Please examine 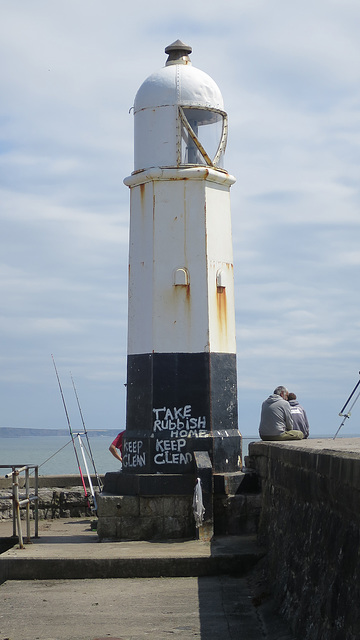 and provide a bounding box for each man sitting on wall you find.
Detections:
[259,386,304,441]
[288,392,310,438]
